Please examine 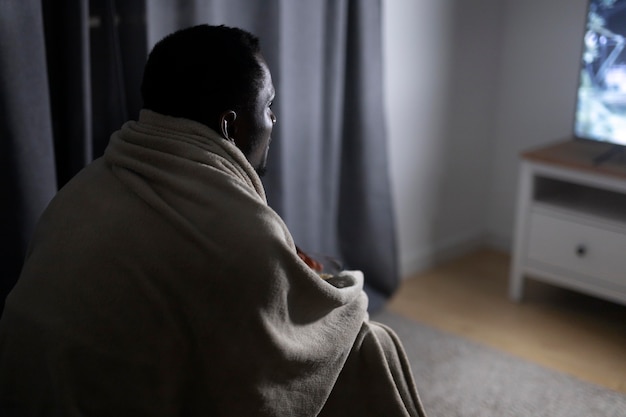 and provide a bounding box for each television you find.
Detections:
[574,0,626,157]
